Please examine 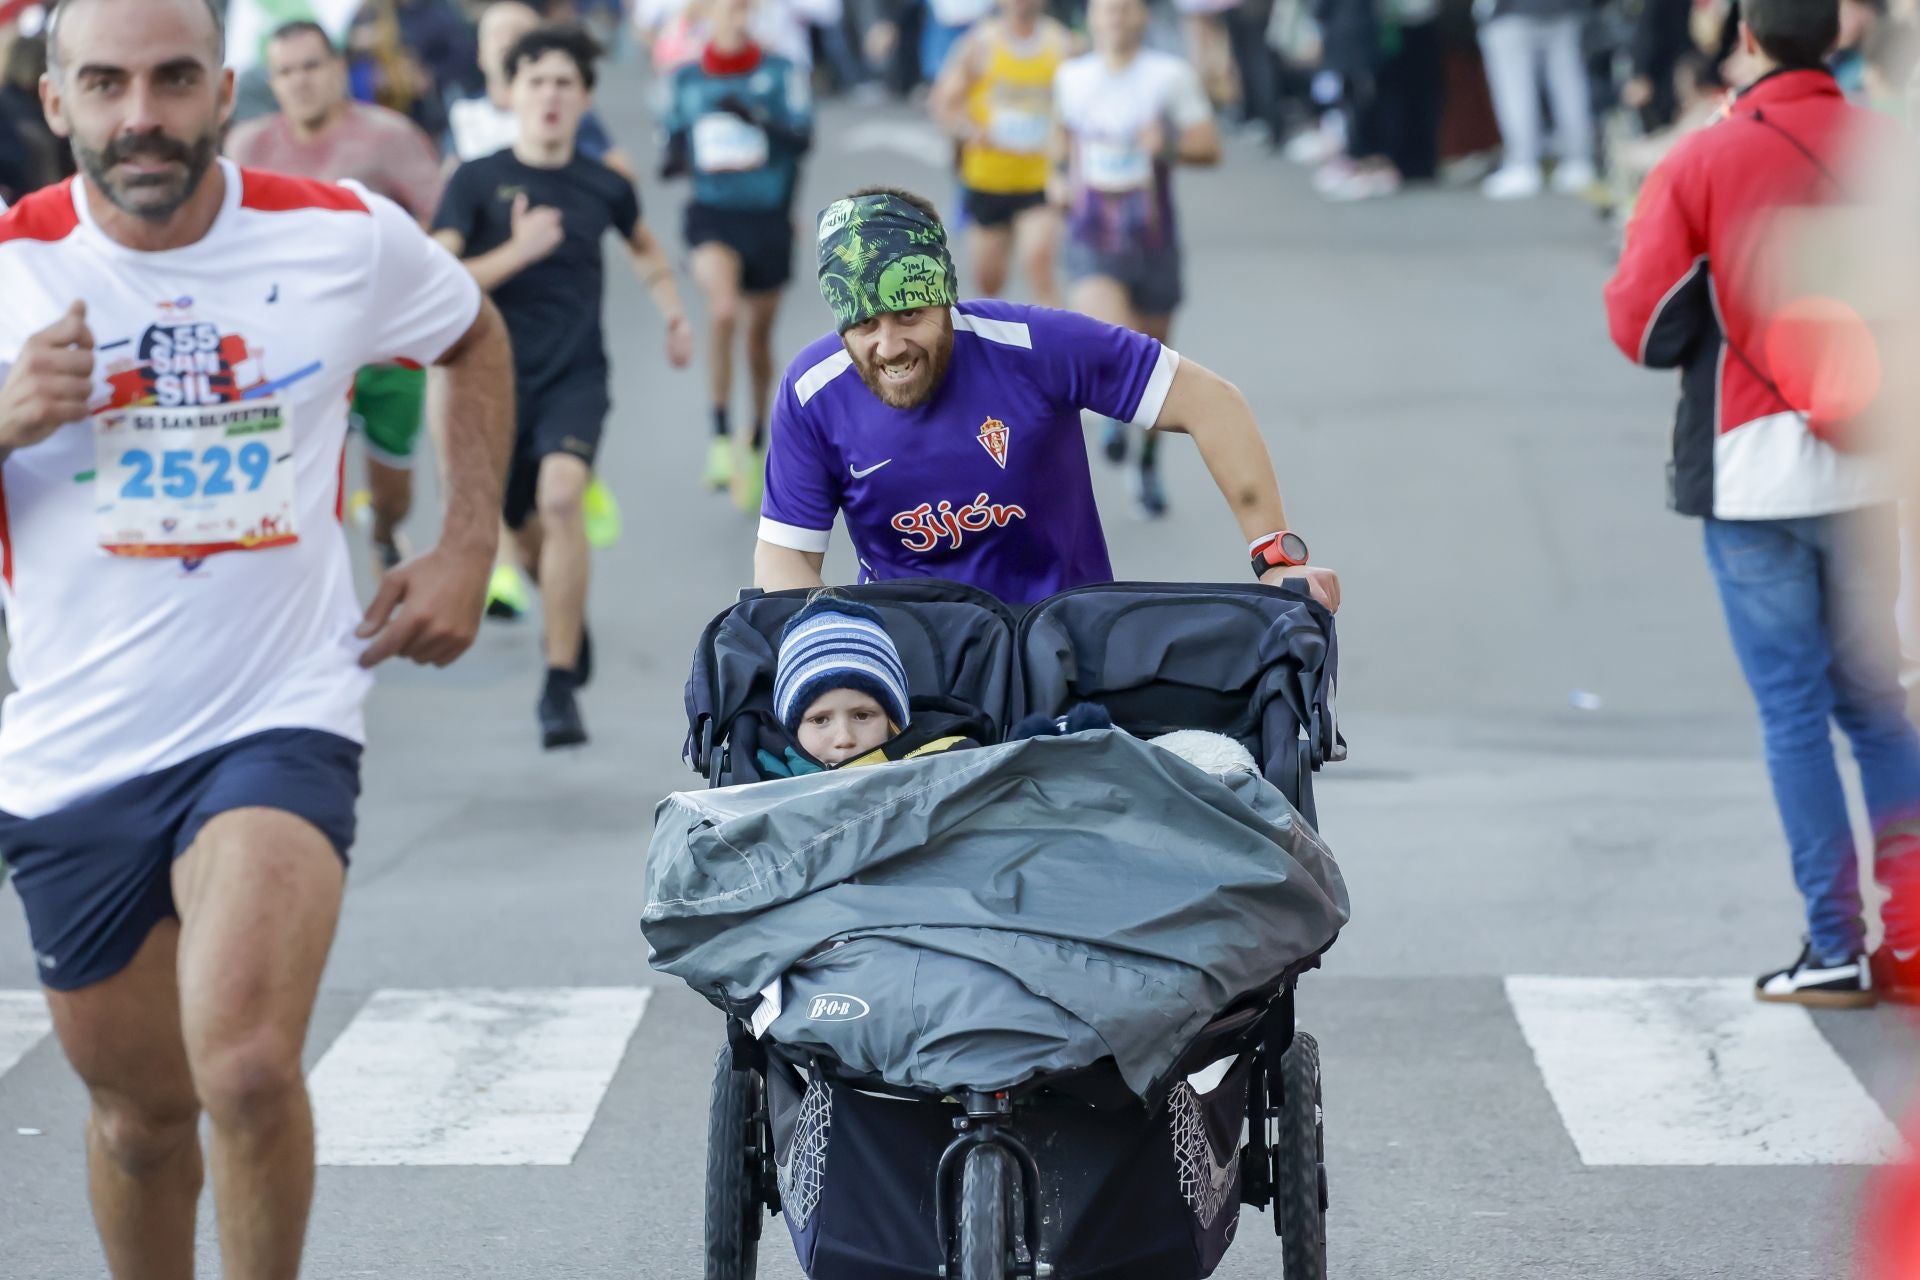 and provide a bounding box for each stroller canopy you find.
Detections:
[644,729,1349,1099]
